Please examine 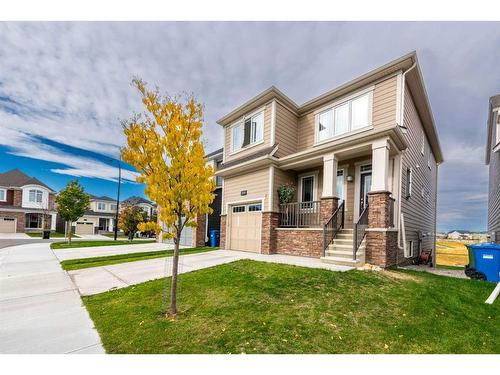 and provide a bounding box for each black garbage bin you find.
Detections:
[42,230,51,239]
